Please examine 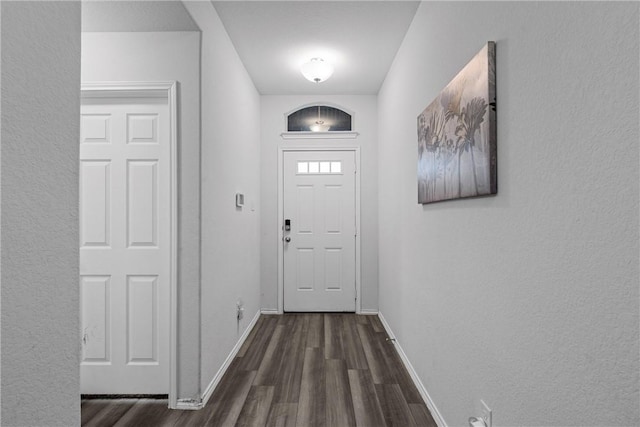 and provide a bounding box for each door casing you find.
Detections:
[80,82,178,408]
[277,146,361,314]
